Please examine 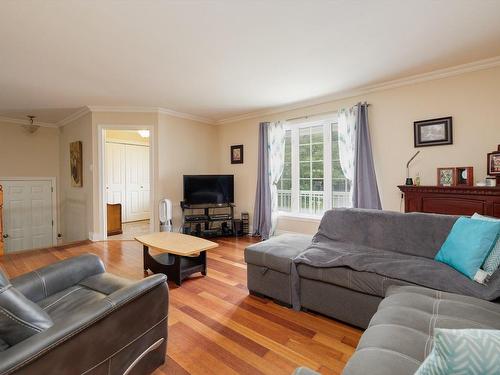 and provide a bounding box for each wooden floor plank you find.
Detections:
[0,236,362,375]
